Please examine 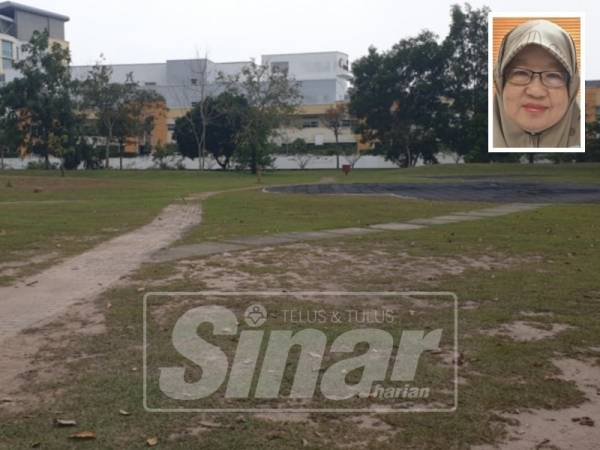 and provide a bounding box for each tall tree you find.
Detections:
[219,61,302,174]
[441,3,490,162]
[113,86,164,170]
[0,102,22,169]
[81,62,130,168]
[0,30,79,169]
[350,31,445,167]
[174,92,249,170]
[323,103,347,169]
[168,55,215,170]
[81,62,163,169]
